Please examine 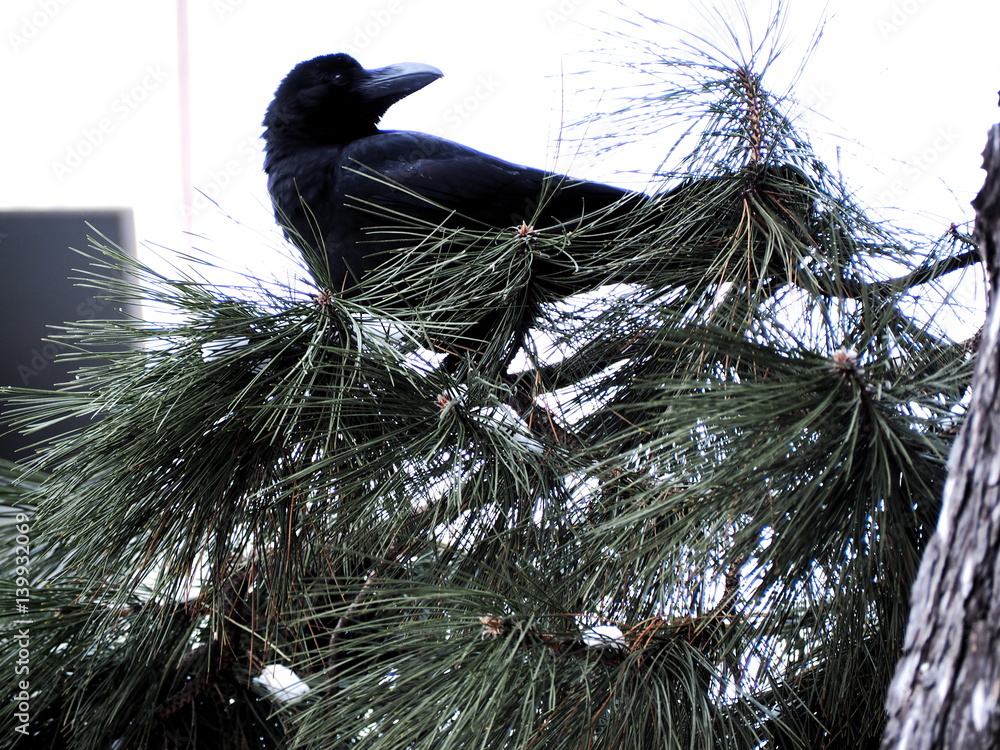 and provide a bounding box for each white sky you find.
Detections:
[3,0,999,294]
